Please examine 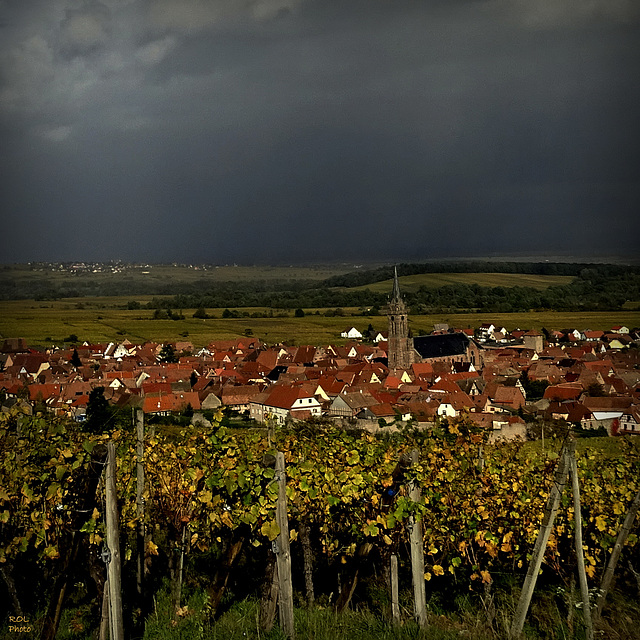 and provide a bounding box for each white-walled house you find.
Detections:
[250,385,322,424]
[341,327,363,340]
